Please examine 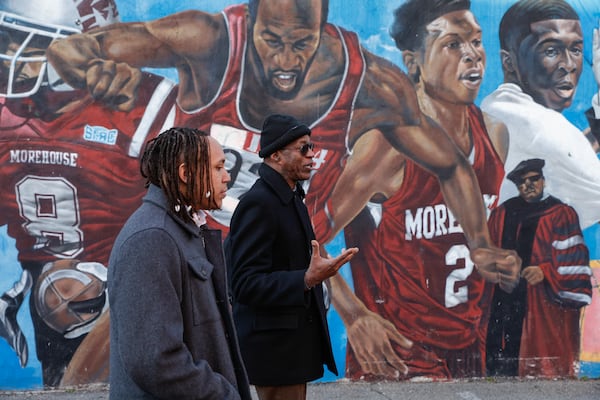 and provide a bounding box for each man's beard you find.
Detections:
[263,70,303,100]
[249,43,305,101]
